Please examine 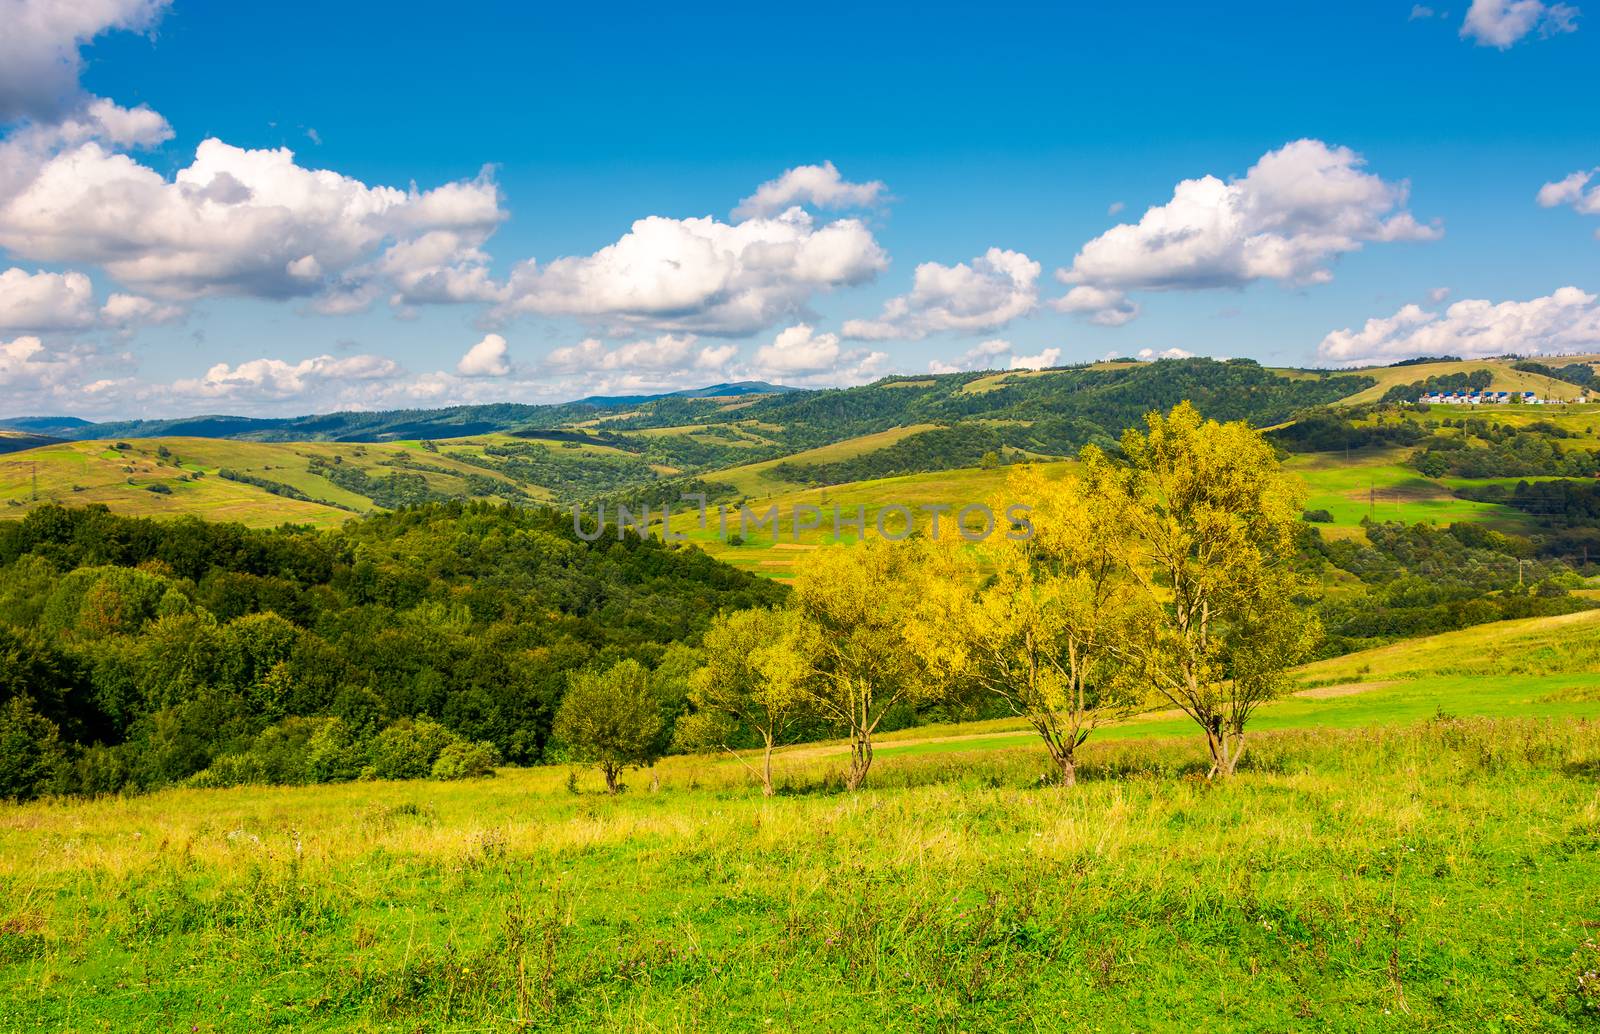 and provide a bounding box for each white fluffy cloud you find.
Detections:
[749,326,888,385]
[0,266,179,331]
[377,230,508,307]
[456,333,511,377]
[1009,347,1062,371]
[1,333,74,390]
[1317,286,1600,364]
[0,0,171,123]
[753,324,849,373]
[1137,347,1195,361]
[843,248,1039,340]
[0,267,96,330]
[1538,169,1600,230]
[502,207,886,335]
[1054,284,1139,326]
[1460,0,1579,47]
[928,337,1015,374]
[172,353,403,401]
[544,333,734,375]
[1055,140,1438,324]
[732,161,886,220]
[0,137,505,304]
